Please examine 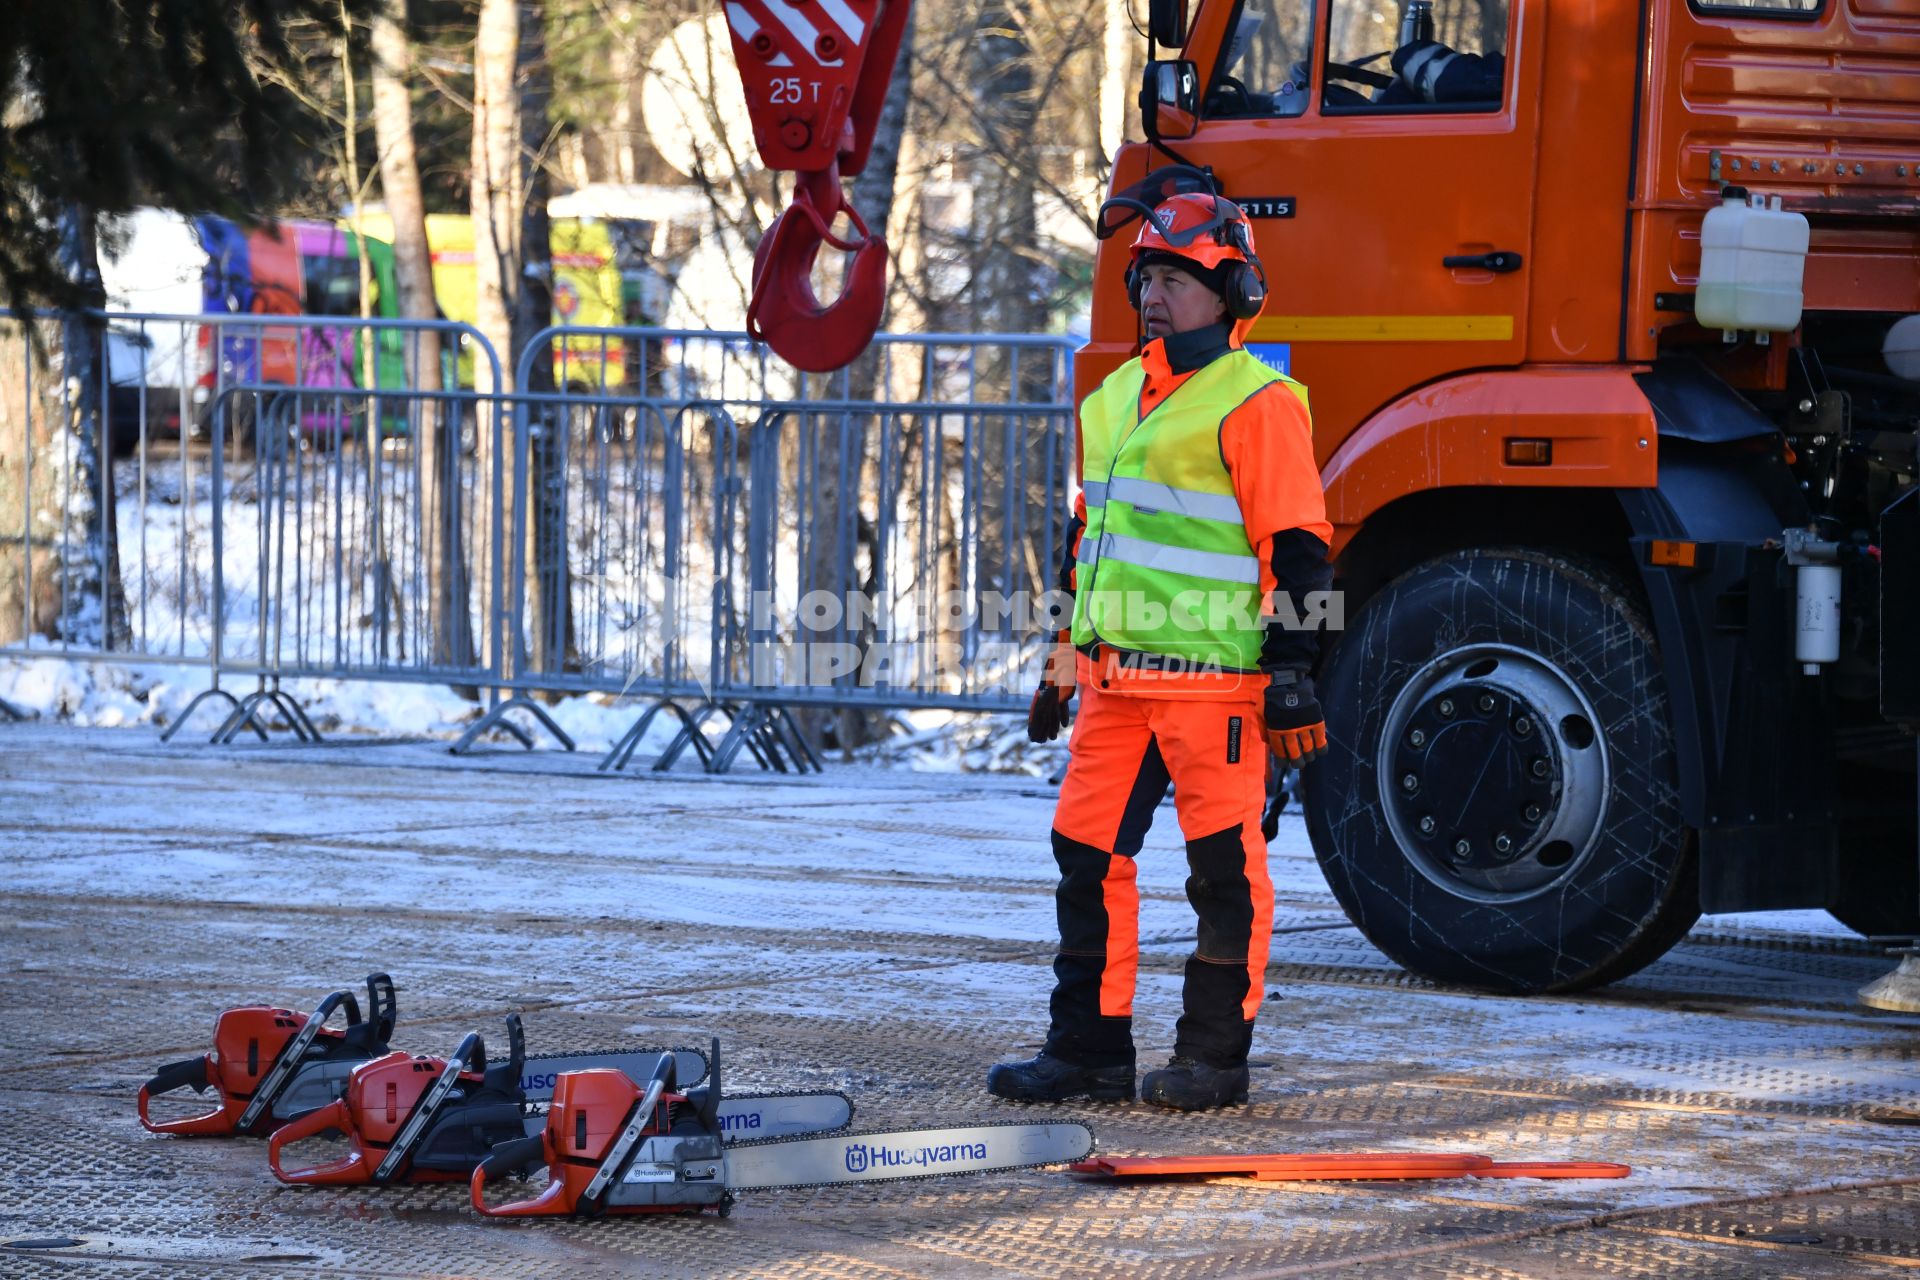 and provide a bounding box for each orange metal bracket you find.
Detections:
[1070,1153,1631,1182]
[726,0,910,372]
